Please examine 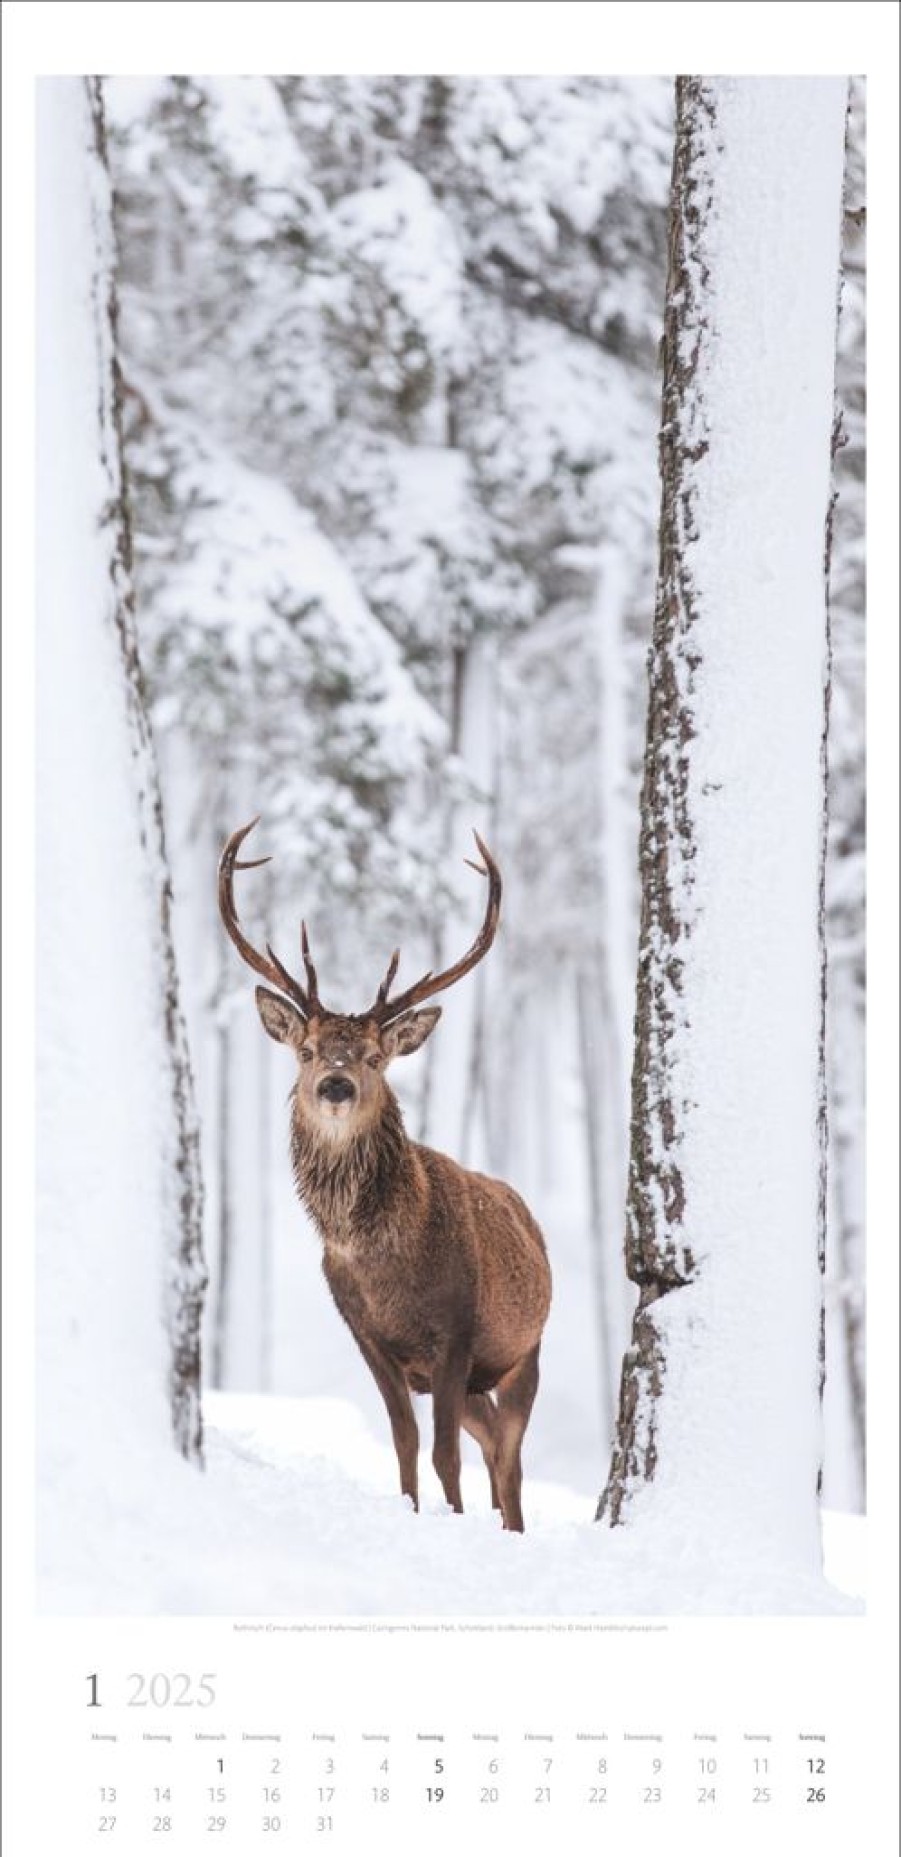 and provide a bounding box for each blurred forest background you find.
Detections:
[105,75,865,1511]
